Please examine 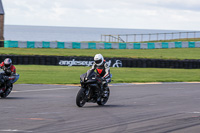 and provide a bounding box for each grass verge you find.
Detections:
[15,65,200,84]
[0,48,200,60]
